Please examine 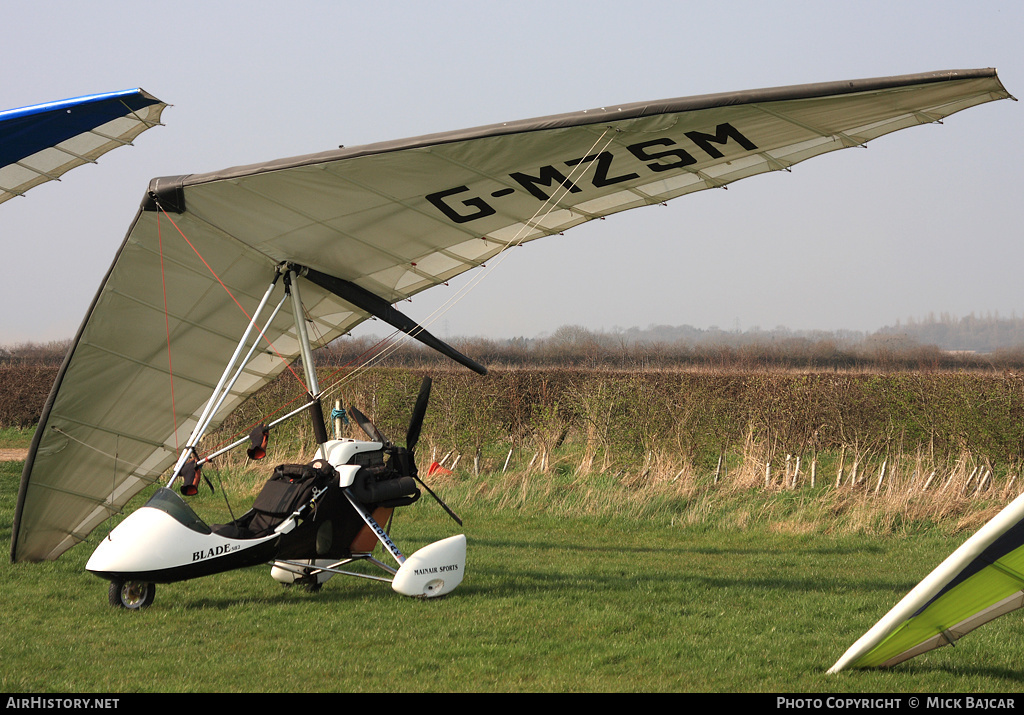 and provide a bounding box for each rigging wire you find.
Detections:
[316,126,619,401]
[153,205,308,393]
[148,127,618,463]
